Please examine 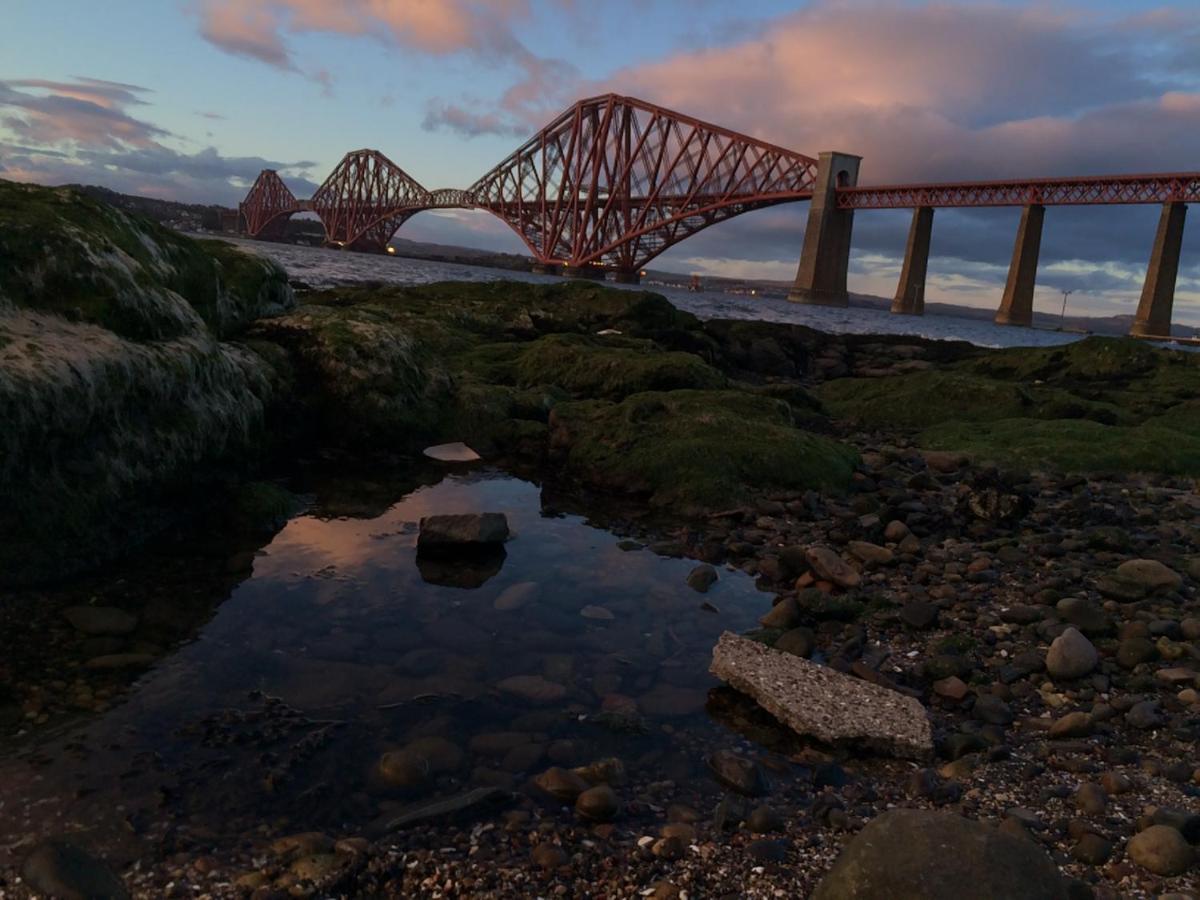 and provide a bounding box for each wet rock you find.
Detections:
[21,840,130,900]
[1048,711,1092,739]
[651,836,686,860]
[1116,637,1157,669]
[417,513,509,552]
[811,809,1072,900]
[759,596,801,629]
[531,843,569,870]
[899,601,938,630]
[745,805,784,833]
[494,582,538,611]
[368,786,512,835]
[707,750,769,796]
[933,677,969,701]
[63,606,137,636]
[806,546,861,589]
[774,627,816,658]
[534,766,590,803]
[1127,825,1193,876]
[746,838,789,863]
[972,694,1014,726]
[580,604,615,620]
[1074,783,1107,815]
[687,564,719,593]
[1045,627,1098,680]
[497,674,567,704]
[575,784,620,821]
[376,736,464,788]
[1116,559,1182,594]
[847,541,893,567]
[639,683,706,716]
[289,853,348,883]
[1125,700,1164,730]
[1072,833,1113,865]
[710,631,932,759]
[572,757,627,785]
[270,833,334,858]
[883,520,911,543]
